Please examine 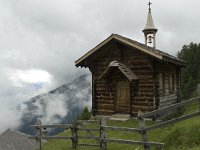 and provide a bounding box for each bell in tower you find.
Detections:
[143,1,158,48]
